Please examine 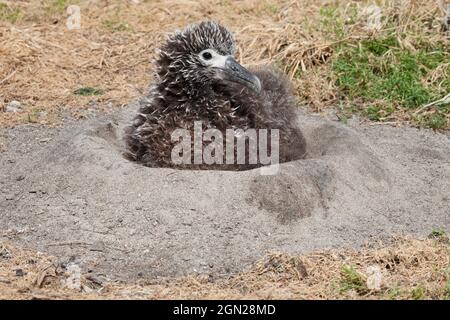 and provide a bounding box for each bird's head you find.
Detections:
[156,21,261,99]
